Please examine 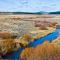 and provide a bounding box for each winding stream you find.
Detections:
[3,29,60,60]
